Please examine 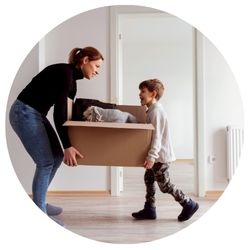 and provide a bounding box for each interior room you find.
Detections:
[6,5,244,243]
